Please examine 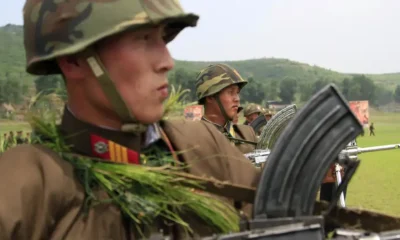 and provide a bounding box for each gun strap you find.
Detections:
[164,171,256,203]
[227,136,258,146]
